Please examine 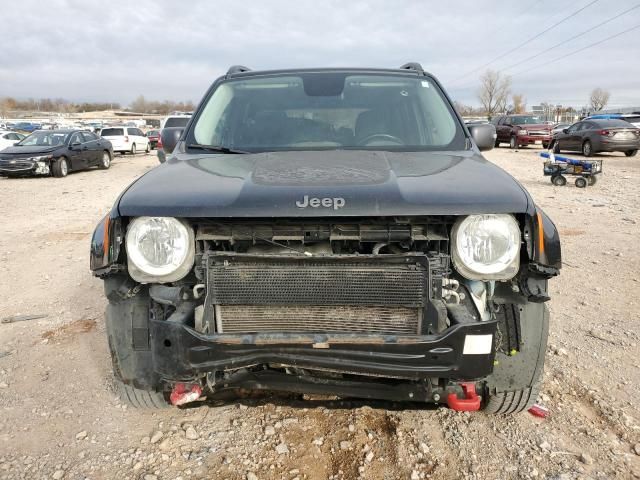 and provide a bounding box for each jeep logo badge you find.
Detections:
[296,195,345,210]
